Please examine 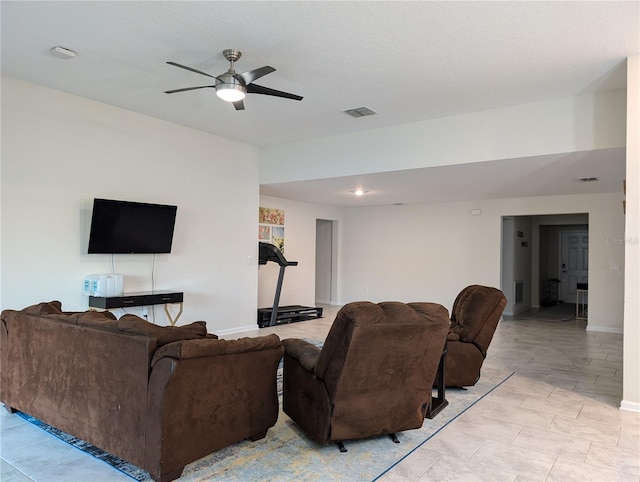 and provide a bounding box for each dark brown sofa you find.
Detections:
[0,301,284,482]
[445,285,507,387]
[282,301,450,449]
